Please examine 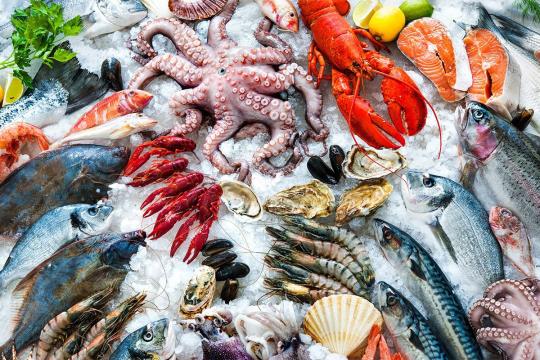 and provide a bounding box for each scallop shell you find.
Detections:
[220,180,263,221]
[263,180,334,218]
[335,179,393,225]
[343,146,407,180]
[303,295,383,357]
[168,0,227,20]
